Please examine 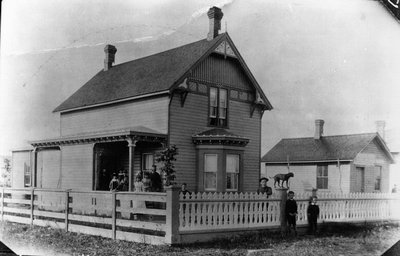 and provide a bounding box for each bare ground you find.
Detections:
[0,221,399,256]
